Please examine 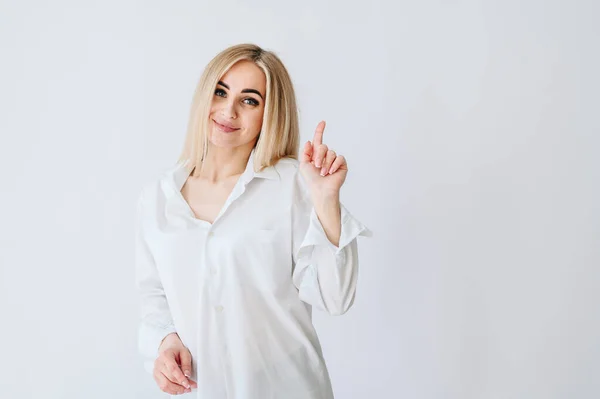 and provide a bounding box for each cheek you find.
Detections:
[253,112,264,127]
[208,98,226,115]
[246,109,264,131]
